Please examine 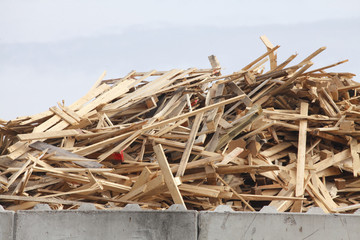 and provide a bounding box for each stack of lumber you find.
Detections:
[1,36,360,213]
